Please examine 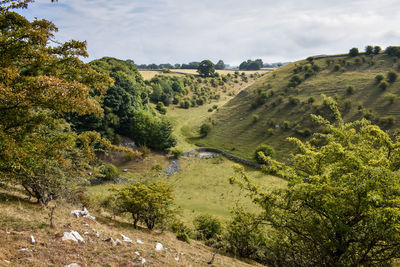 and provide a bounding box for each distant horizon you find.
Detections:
[17,0,400,65]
